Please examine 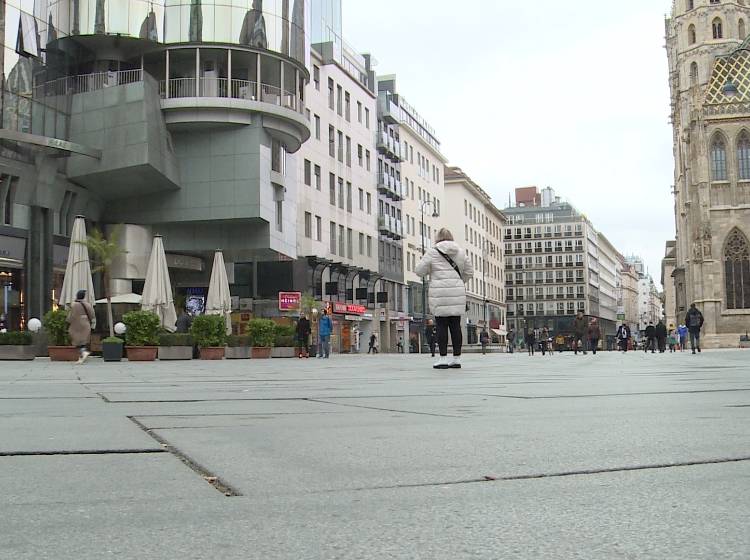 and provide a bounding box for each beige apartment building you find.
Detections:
[444,167,506,344]
[619,259,641,329]
[665,0,750,346]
